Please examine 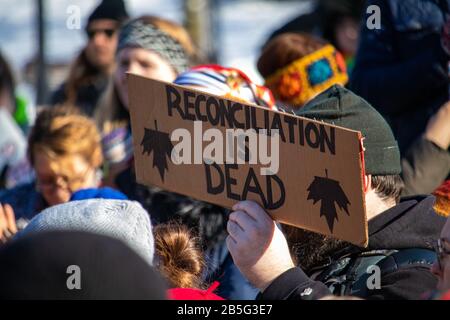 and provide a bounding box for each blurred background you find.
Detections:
[0,0,313,107]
